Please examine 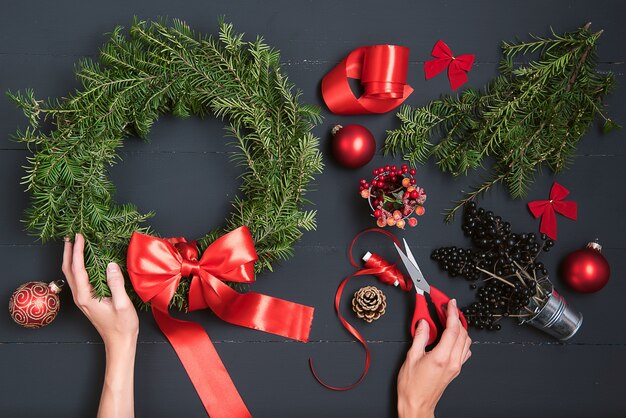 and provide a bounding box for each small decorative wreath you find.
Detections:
[9,19,323,309]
